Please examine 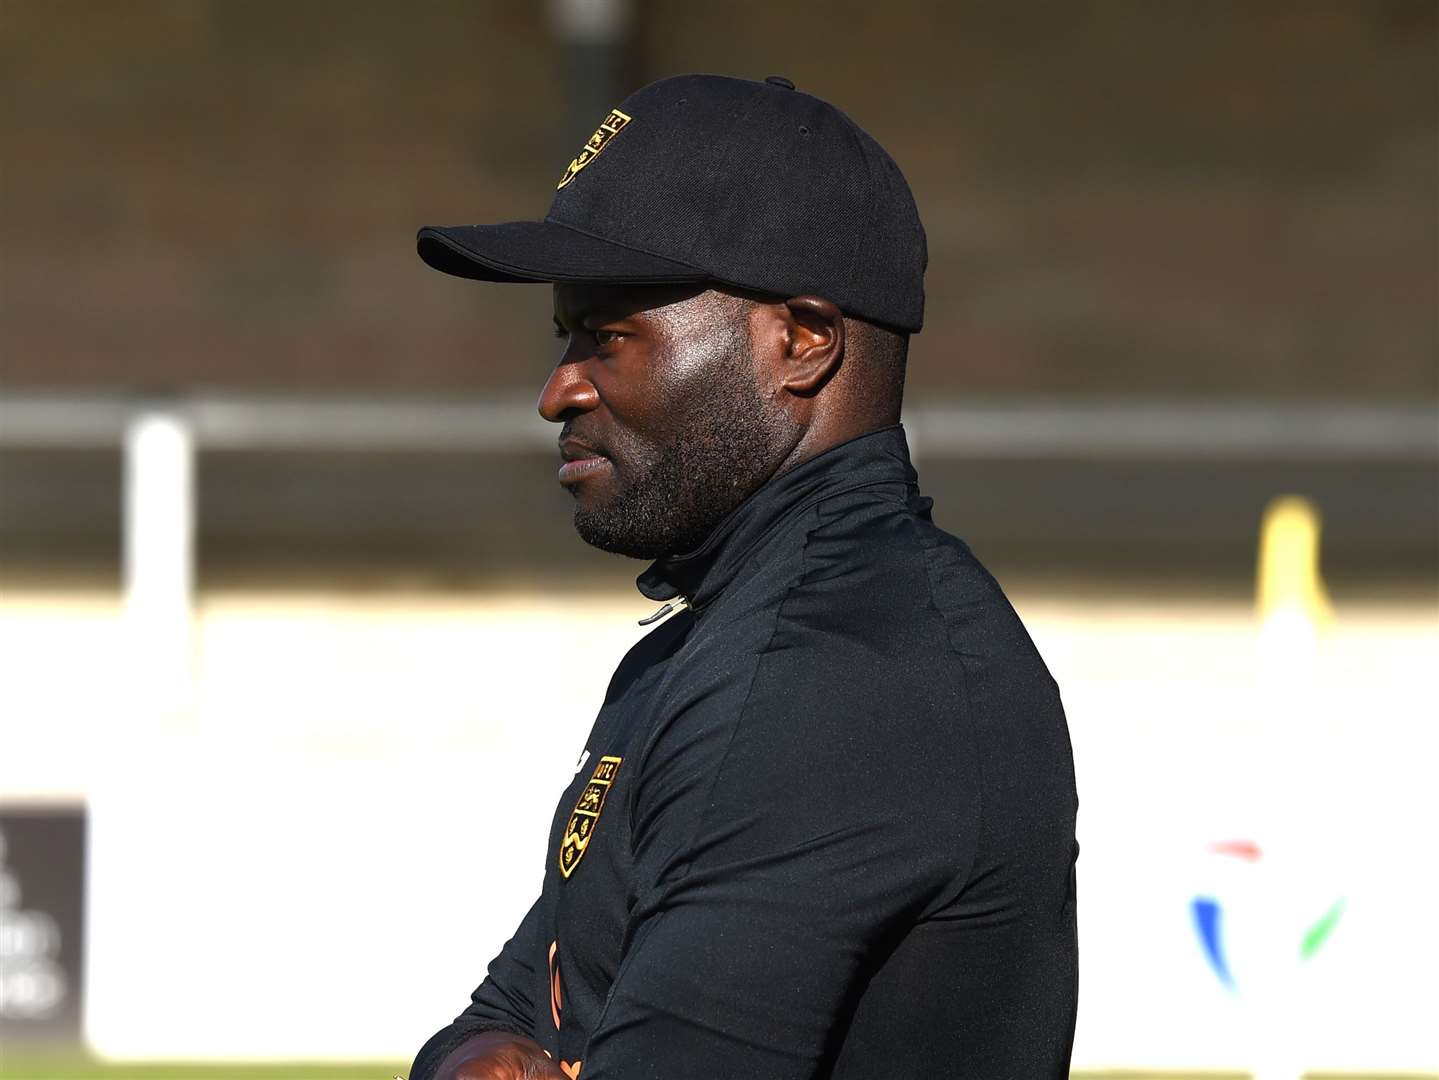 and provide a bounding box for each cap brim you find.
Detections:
[416,220,709,286]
